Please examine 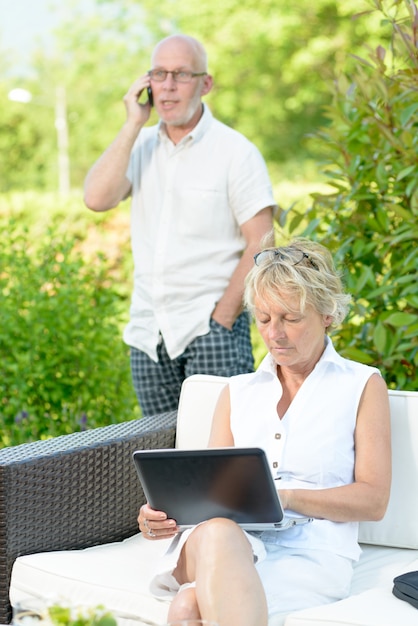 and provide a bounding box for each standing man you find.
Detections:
[84,34,276,416]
